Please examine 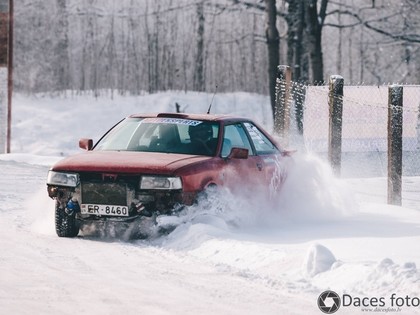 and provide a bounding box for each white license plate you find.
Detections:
[81,204,129,217]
